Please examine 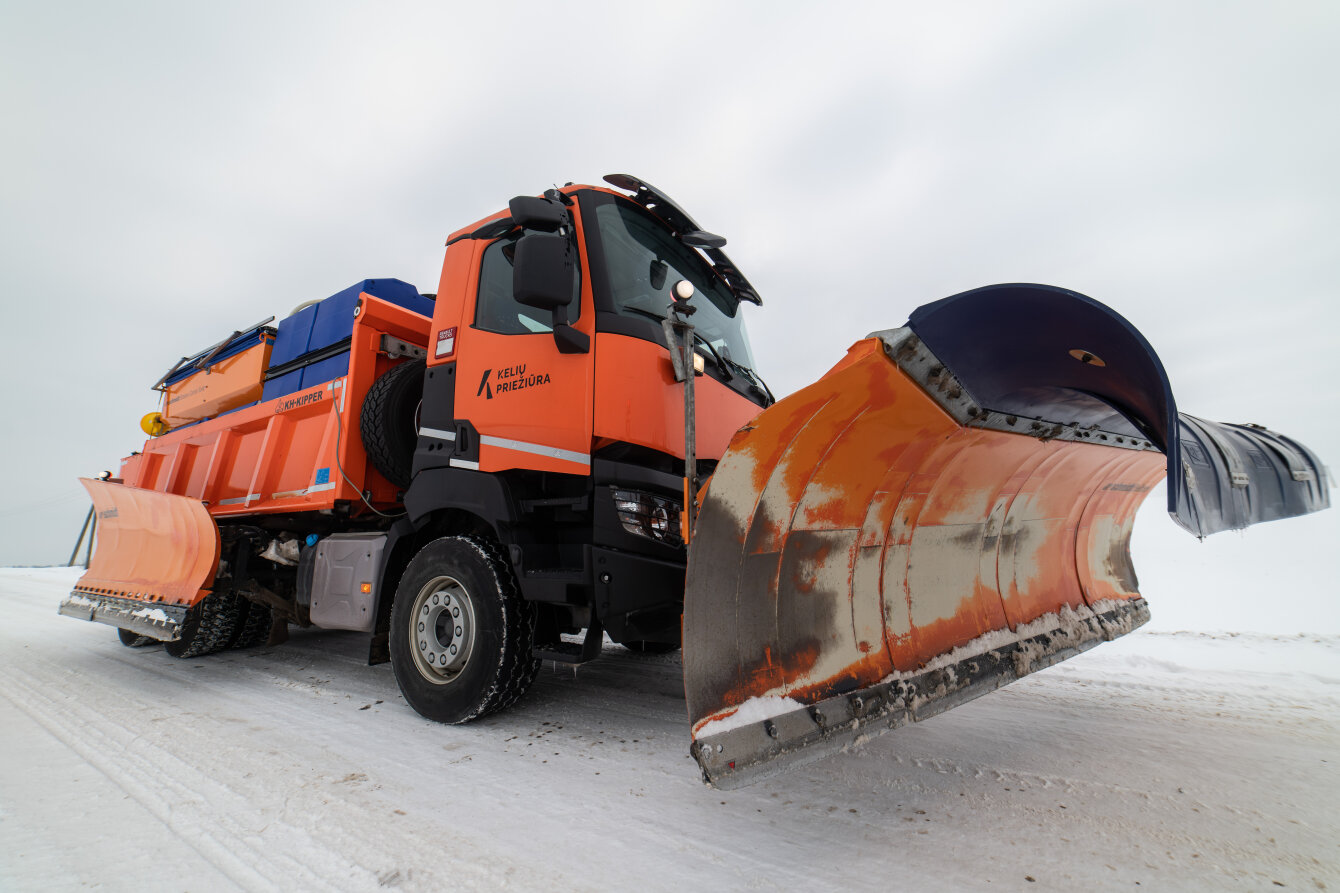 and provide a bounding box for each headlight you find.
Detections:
[612,488,683,546]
